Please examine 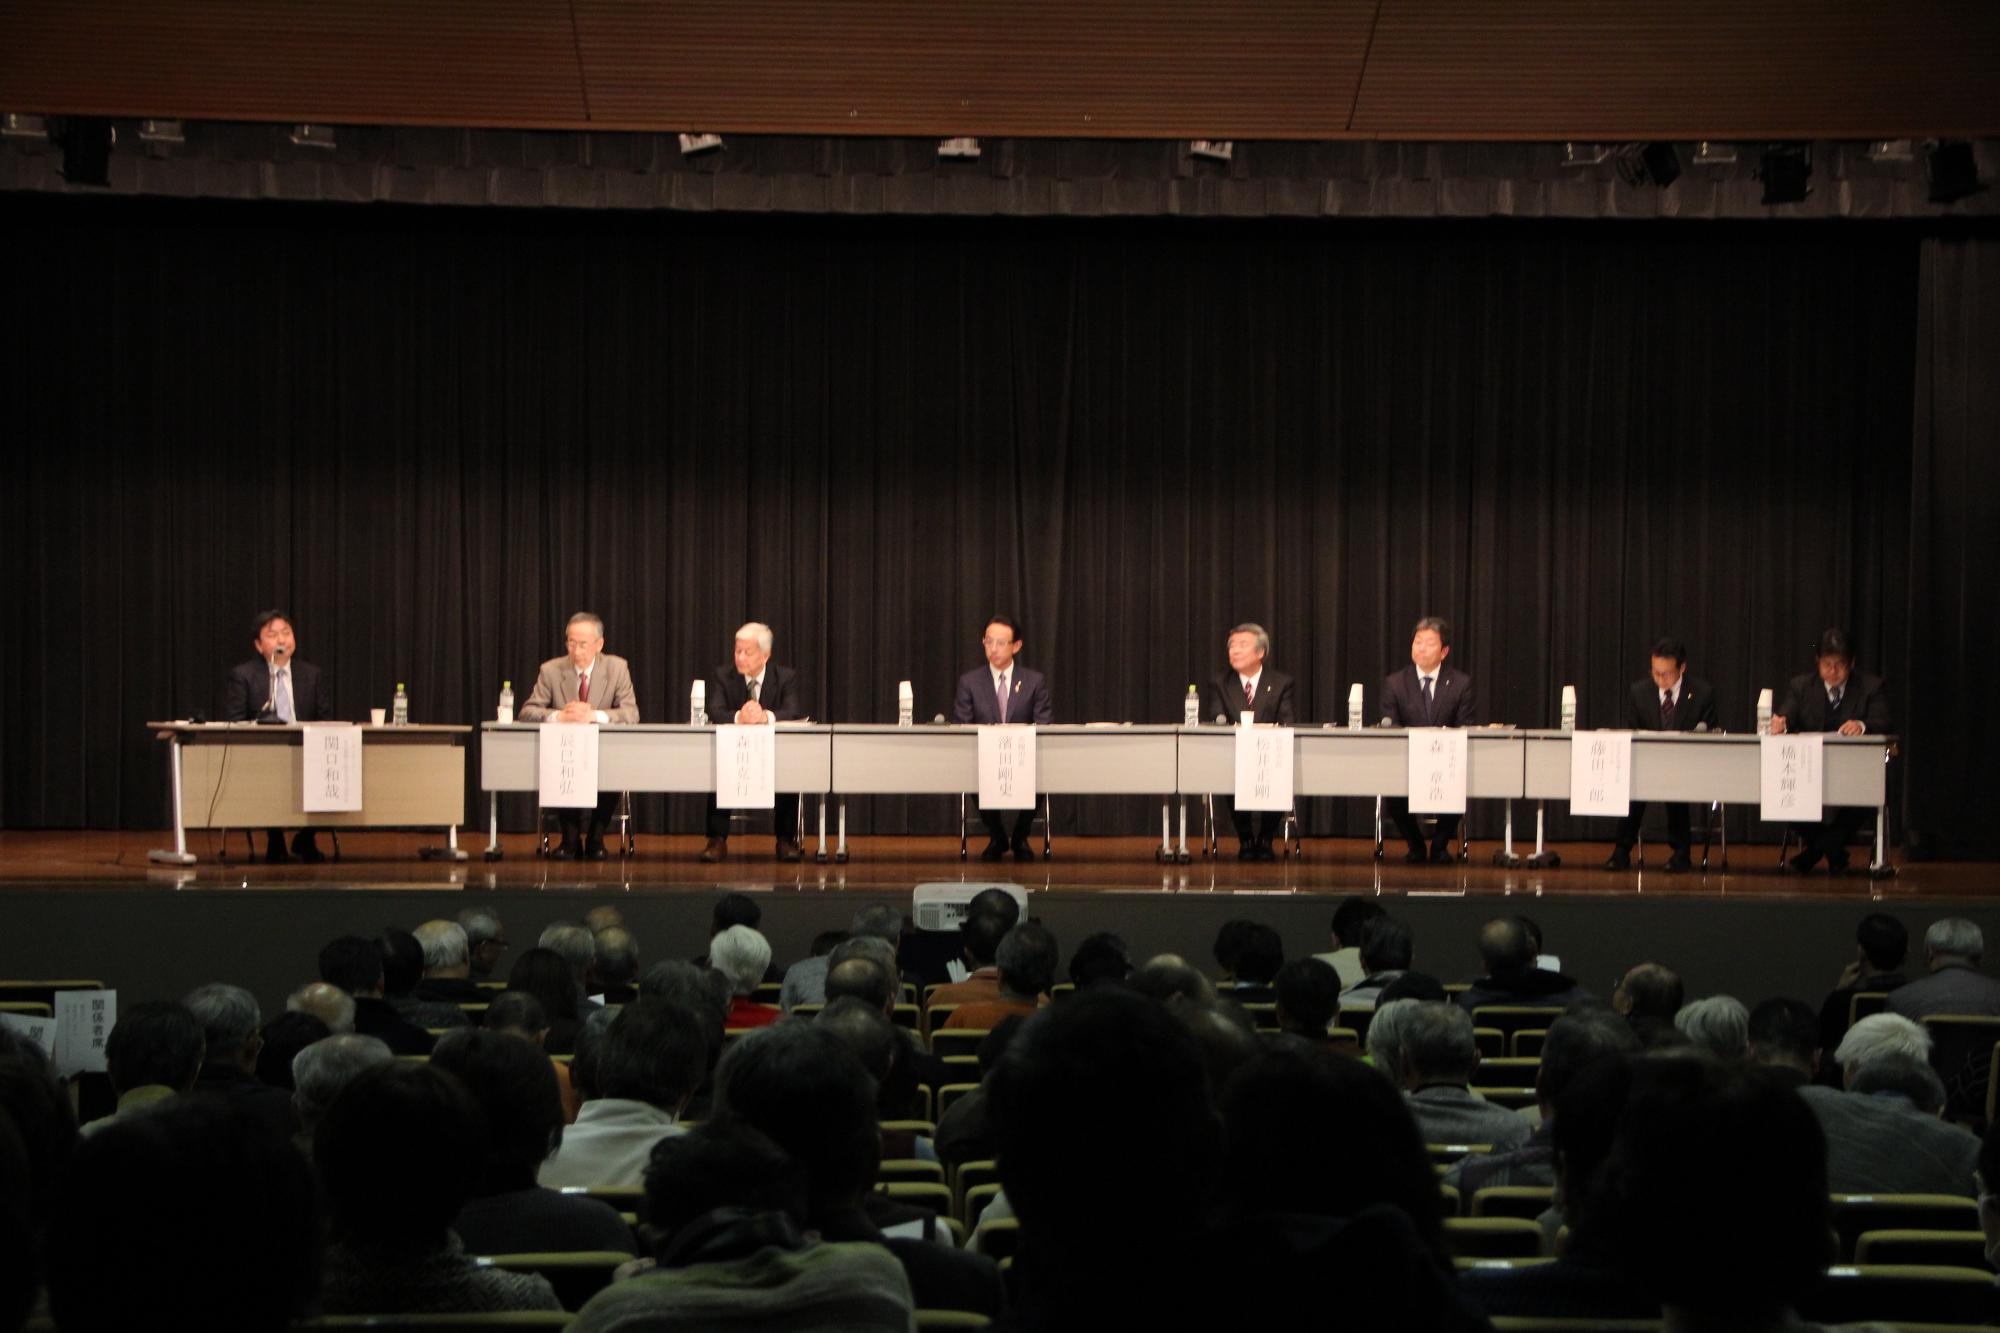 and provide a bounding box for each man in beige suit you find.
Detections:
[520,612,639,859]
